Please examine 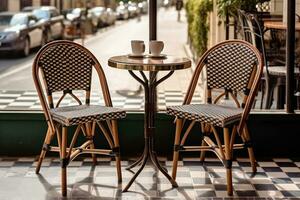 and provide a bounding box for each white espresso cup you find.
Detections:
[149,40,164,56]
[131,40,145,55]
